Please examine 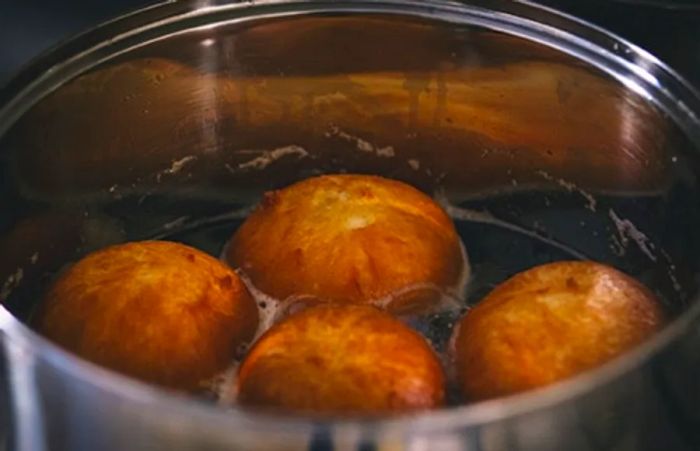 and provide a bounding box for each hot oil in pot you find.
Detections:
[163,197,585,405]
